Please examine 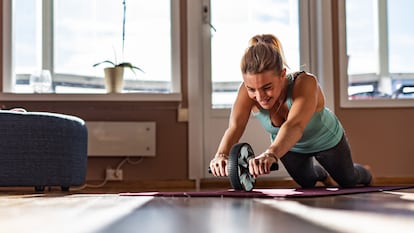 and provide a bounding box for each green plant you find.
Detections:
[93,0,143,74]
[93,60,143,74]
